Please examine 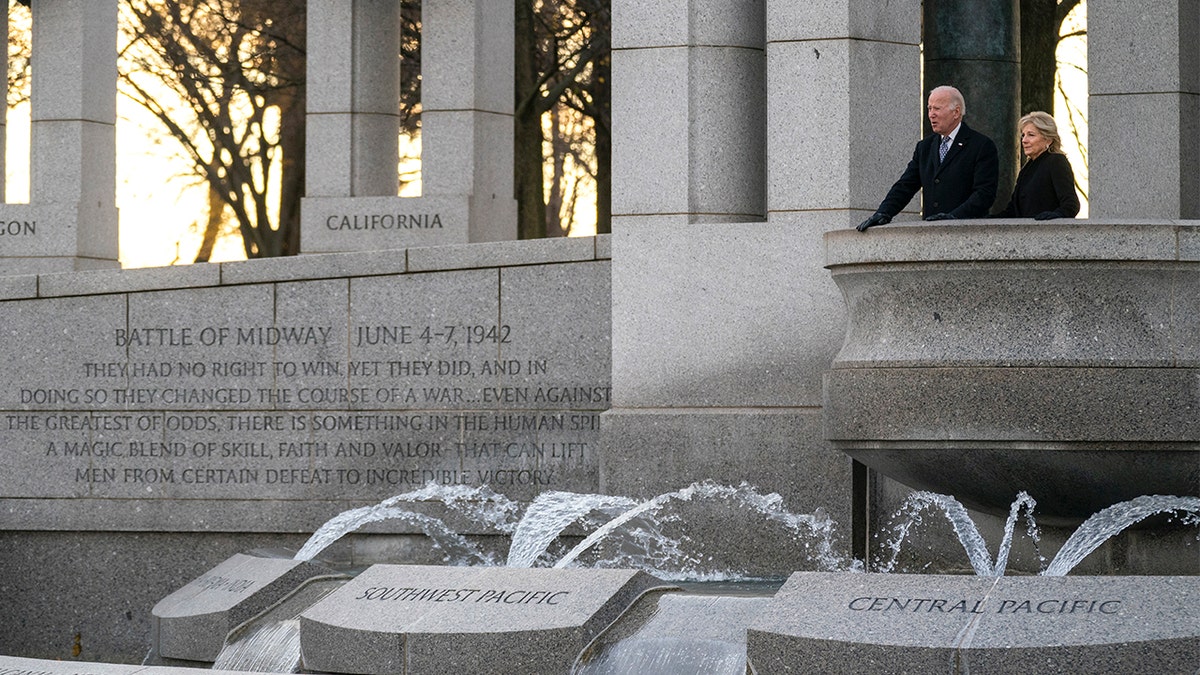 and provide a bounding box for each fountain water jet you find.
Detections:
[1042,495,1200,577]
[506,491,637,568]
[211,619,300,673]
[295,484,1198,582]
[292,481,846,580]
[876,491,1042,576]
[550,482,845,576]
[294,484,520,562]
